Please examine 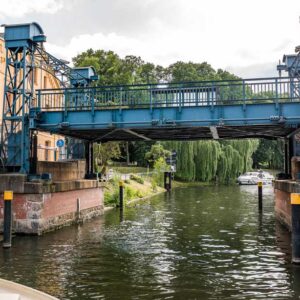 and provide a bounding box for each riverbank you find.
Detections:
[103,175,214,209]
[103,174,165,207]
